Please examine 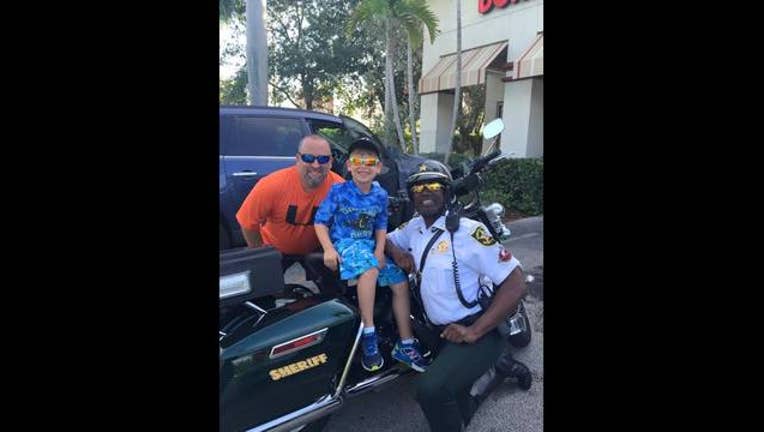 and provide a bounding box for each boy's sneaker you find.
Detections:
[391,339,430,372]
[361,331,384,372]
